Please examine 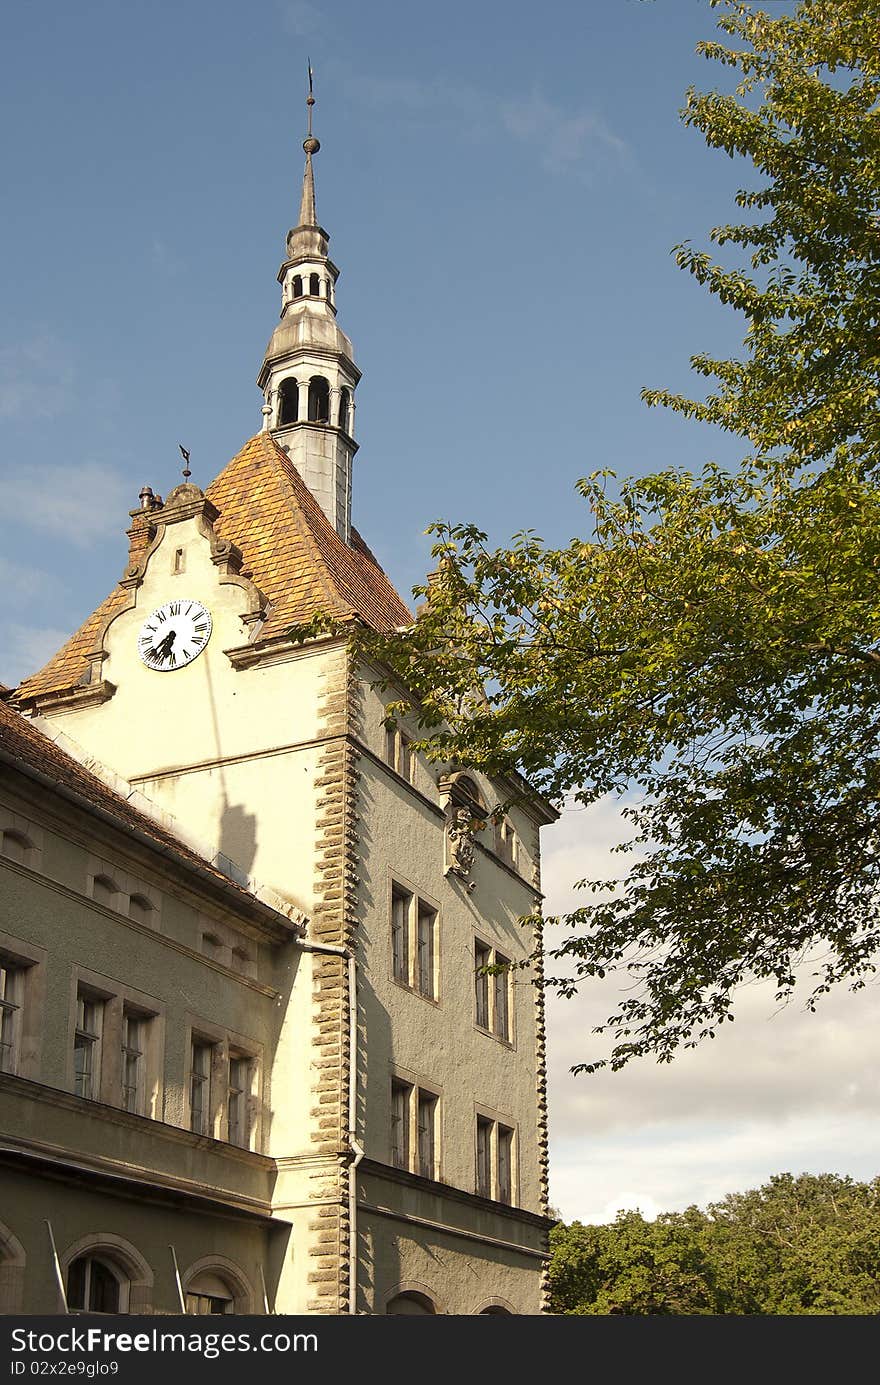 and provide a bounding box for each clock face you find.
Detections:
[137,599,212,672]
